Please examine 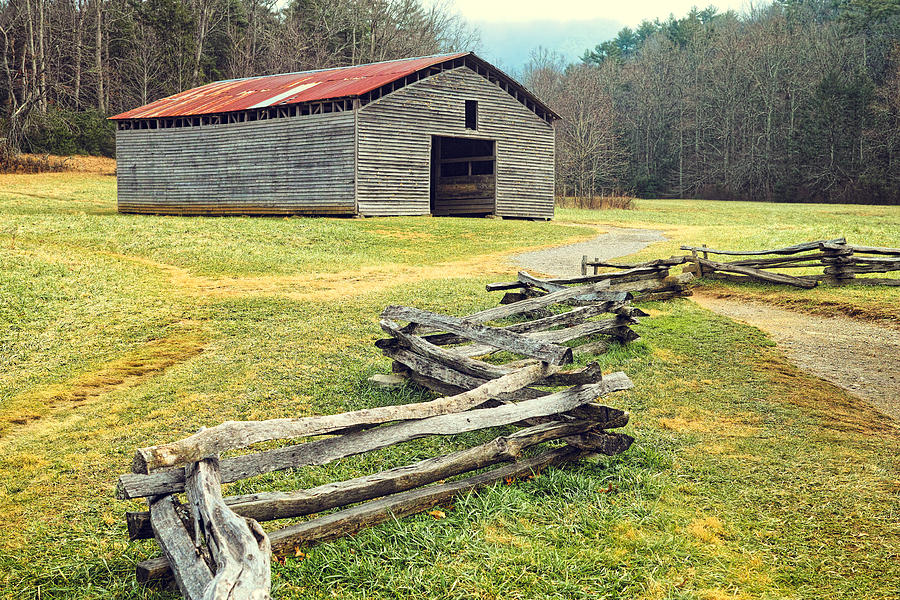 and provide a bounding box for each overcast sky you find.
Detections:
[442,0,766,72]
[449,0,756,25]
